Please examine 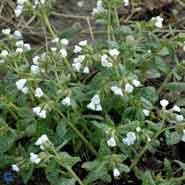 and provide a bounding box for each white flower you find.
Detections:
[132,79,141,87]
[60,48,68,58]
[113,168,120,177]
[176,115,184,122]
[147,137,151,142]
[35,134,49,150]
[16,79,28,94]
[33,56,40,65]
[160,99,169,109]
[24,43,31,51]
[87,94,102,111]
[74,45,82,53]
[51,47,57,52]
[125,83,134,93]
[14,5,24,17]
[72,62,81,72]
[143,109,150,117]
[107,137,116,147]
[11,164,20,172]
[2,28,11,35]
[122,132,136,146]
[79,40,87,47]
[111,86,123,96]
[151,16,164,28]
[30,153,41,164]
[60,38,69,46]
[77,1,84,7]
[83,66,90,74]
[32,106,47,119]
[92,0,105,15]
[171,105,181,113]
[73,55,85,63]
[17,0,27,5]
[13,30,22,39]
[52,37,59,43]
[181,130,185,142]
[101,54,112,68]
[136,127,141,132]
[16,48,23,53]
[62,96,71,106]
[16,40,24,47]
[31,65,40,74]
[123,0,129,6]
[35,88,44,98]
[109,49,120,58]
[0,50,9,57]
